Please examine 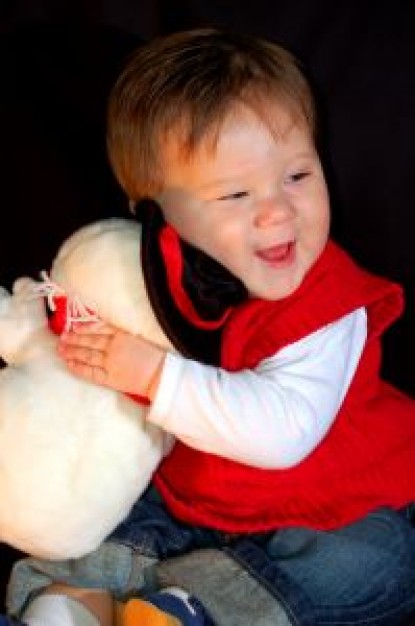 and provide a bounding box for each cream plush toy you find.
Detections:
[0,218,174,560]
